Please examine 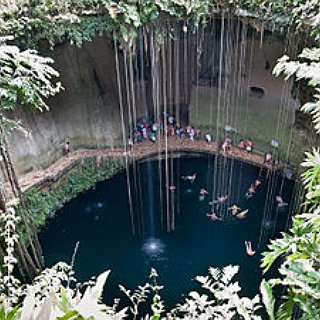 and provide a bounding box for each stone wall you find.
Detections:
[8,36,123,174]
[7,23,304,175]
